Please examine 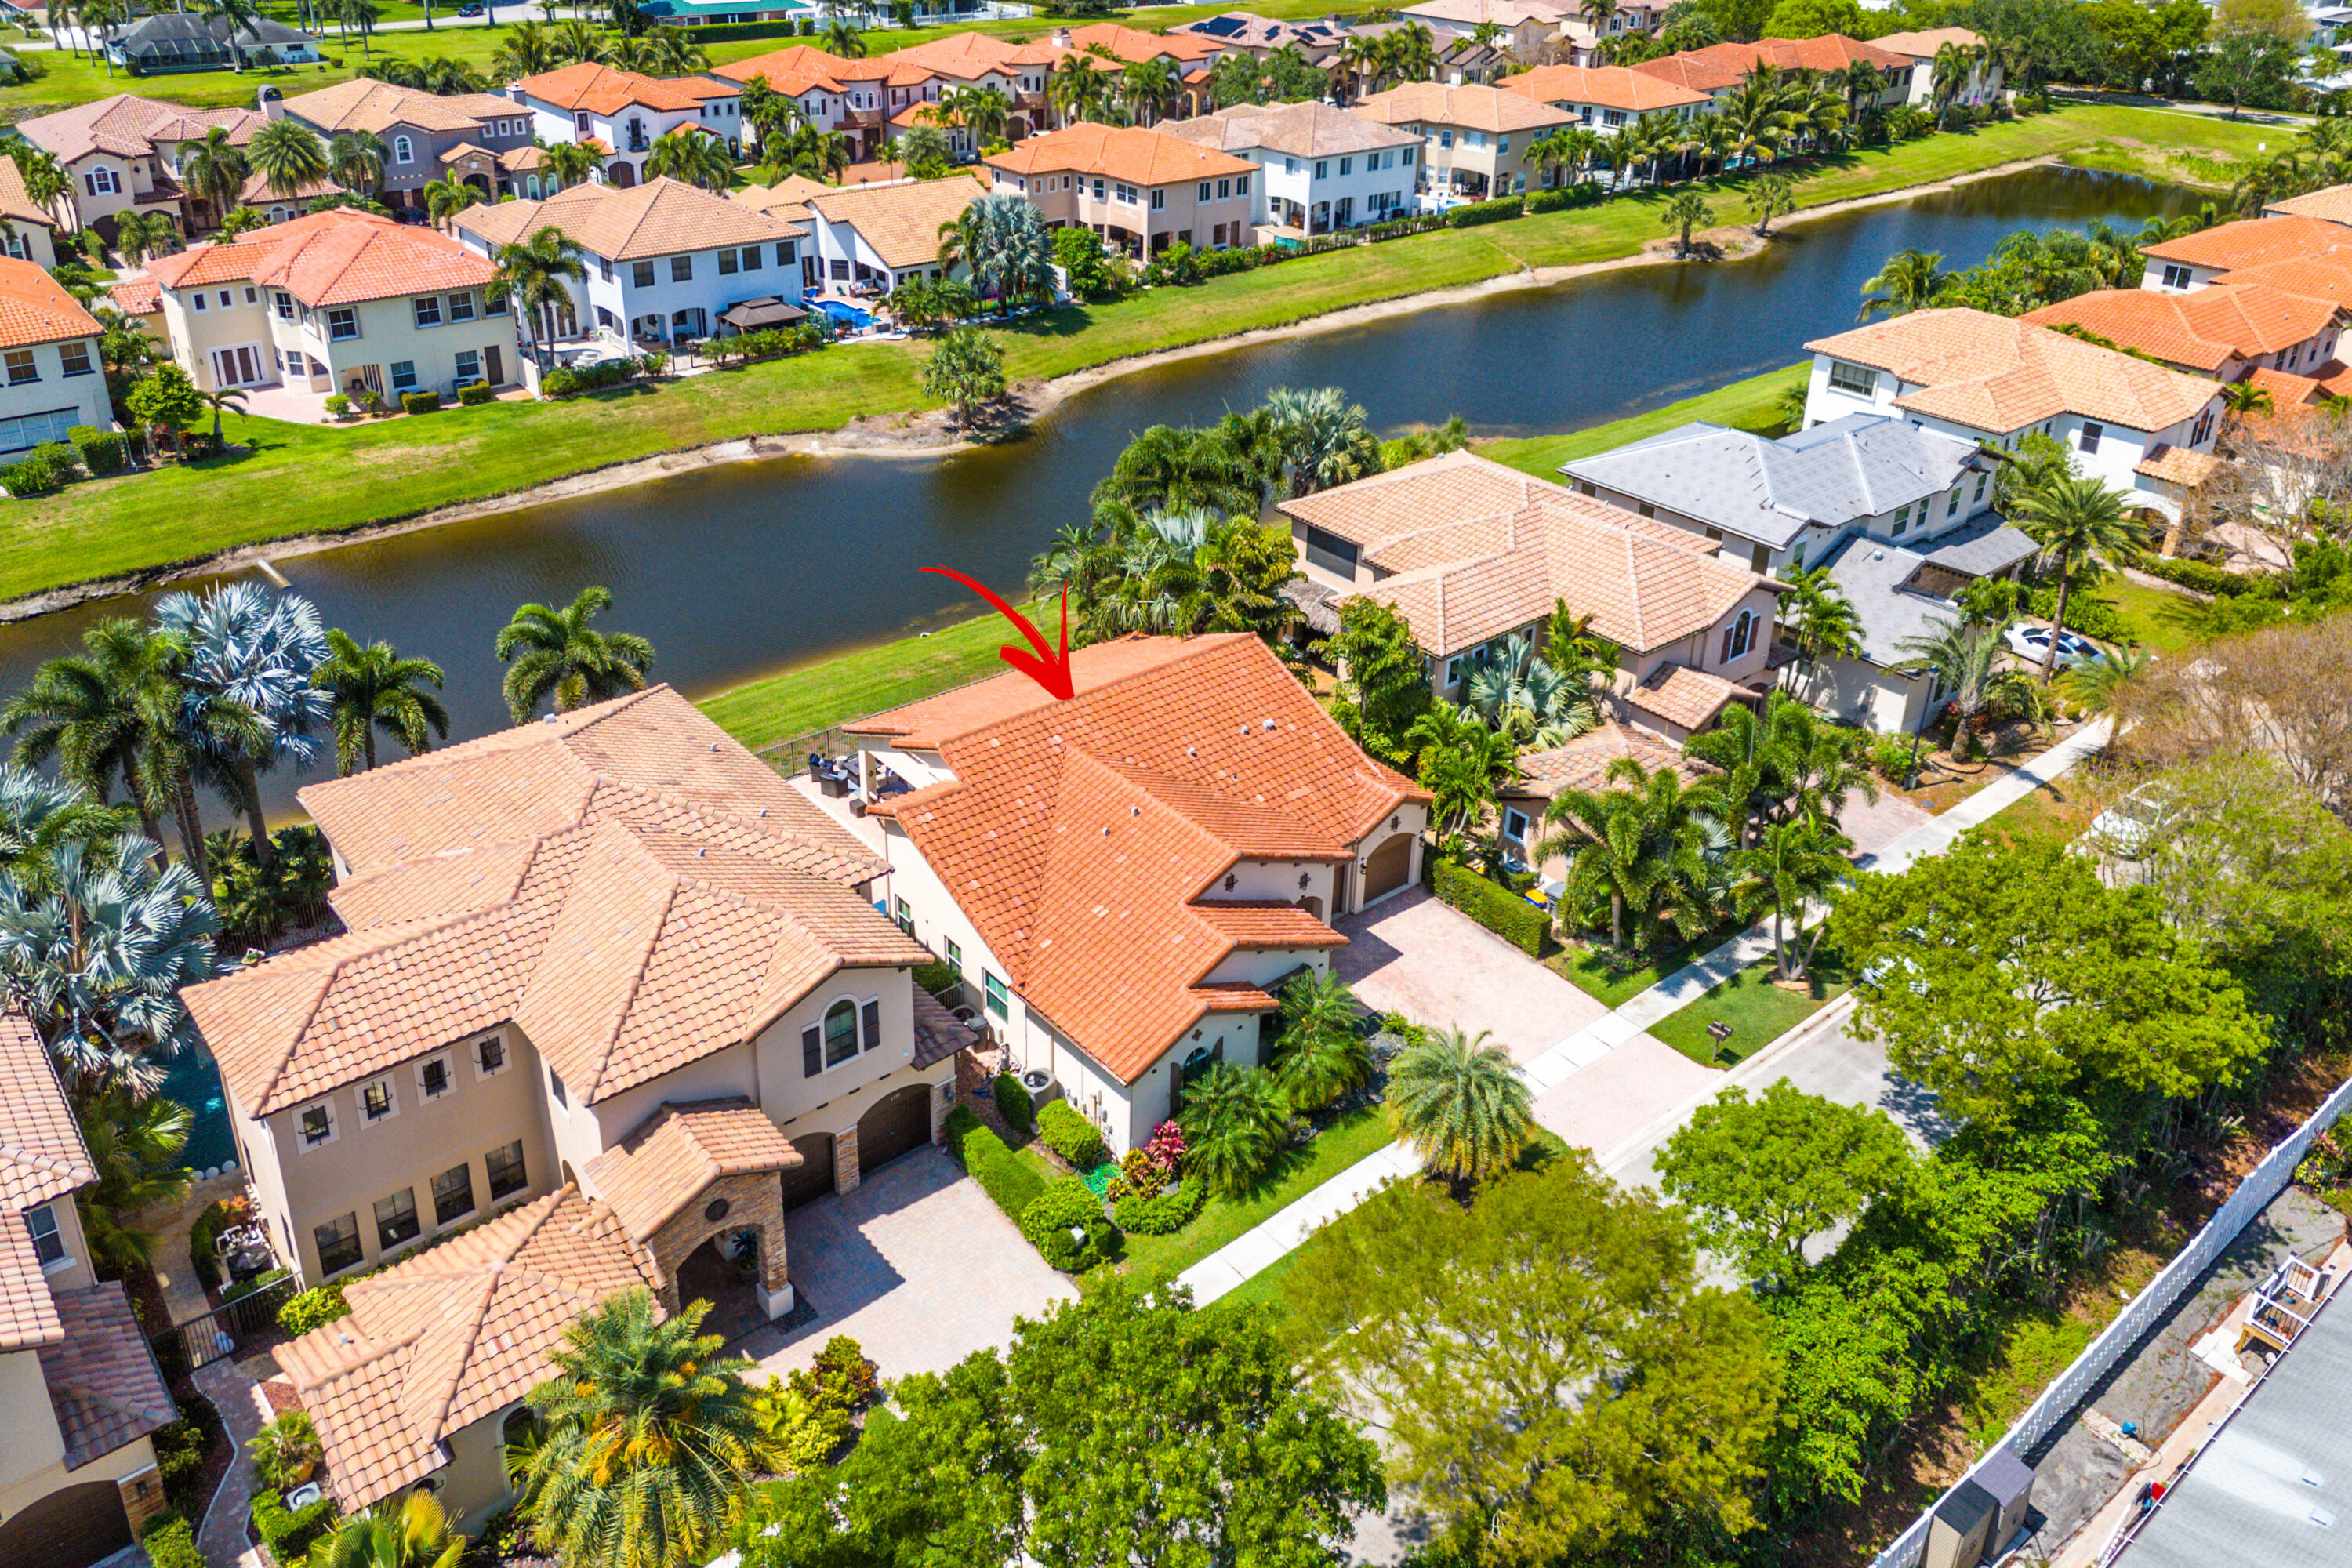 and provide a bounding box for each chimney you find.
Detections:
[1051,27,1071,48]
[256,83,285,121]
